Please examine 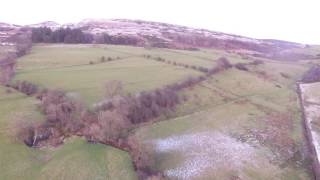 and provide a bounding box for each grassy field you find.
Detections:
[0,86,137,180]
[15,44,202,104]
[3,44,320,179]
